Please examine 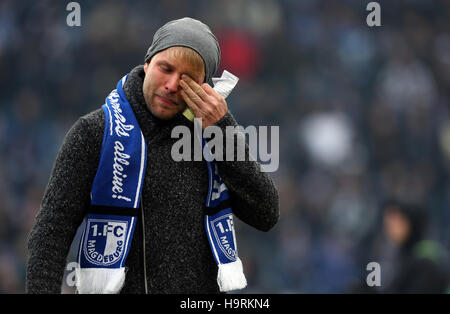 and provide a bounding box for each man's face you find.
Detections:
[383,208,410,246]
[142,47,205,120]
